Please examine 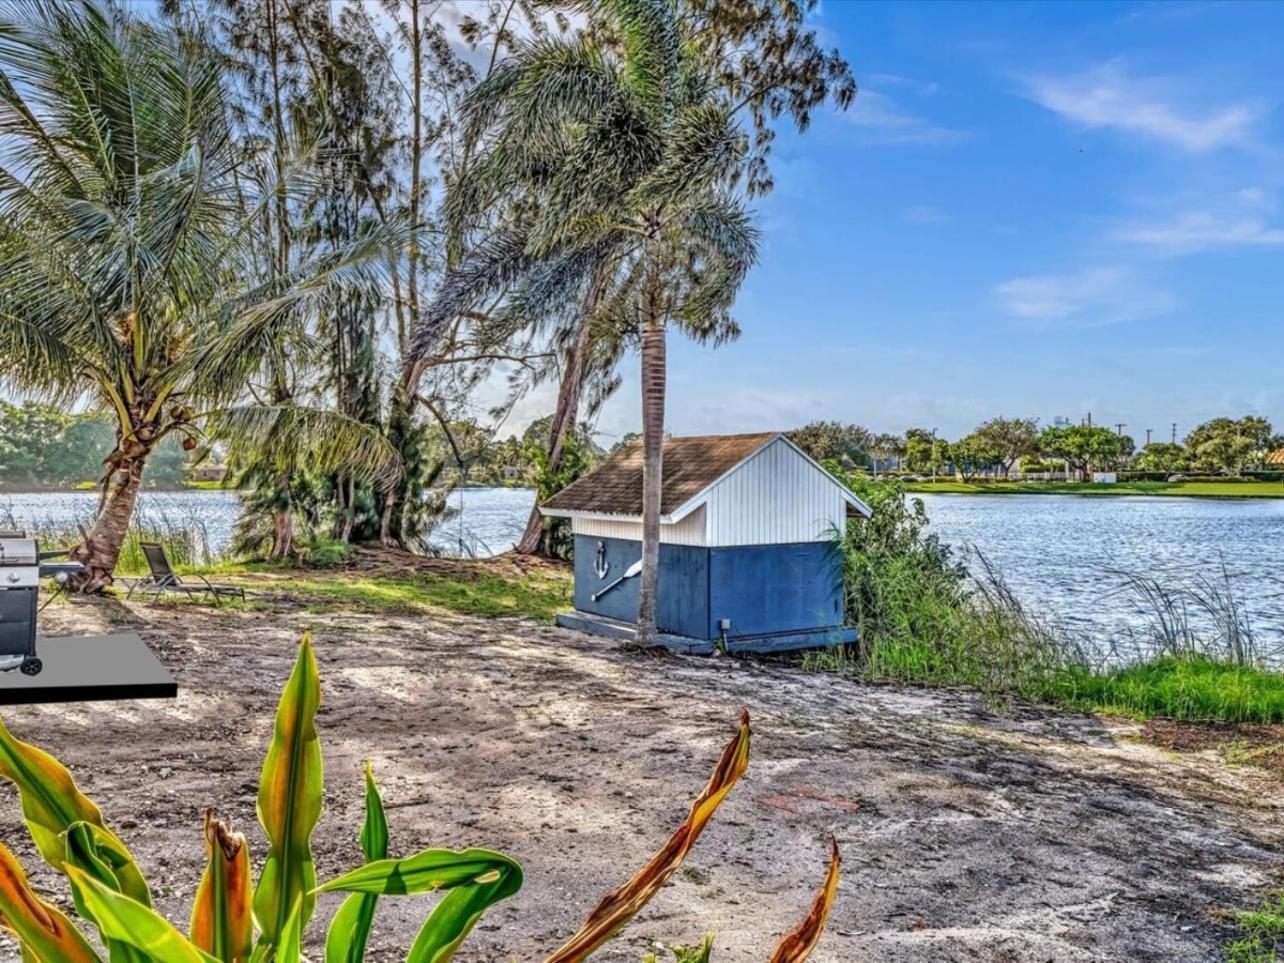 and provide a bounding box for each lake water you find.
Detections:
[3,486,1281,659]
